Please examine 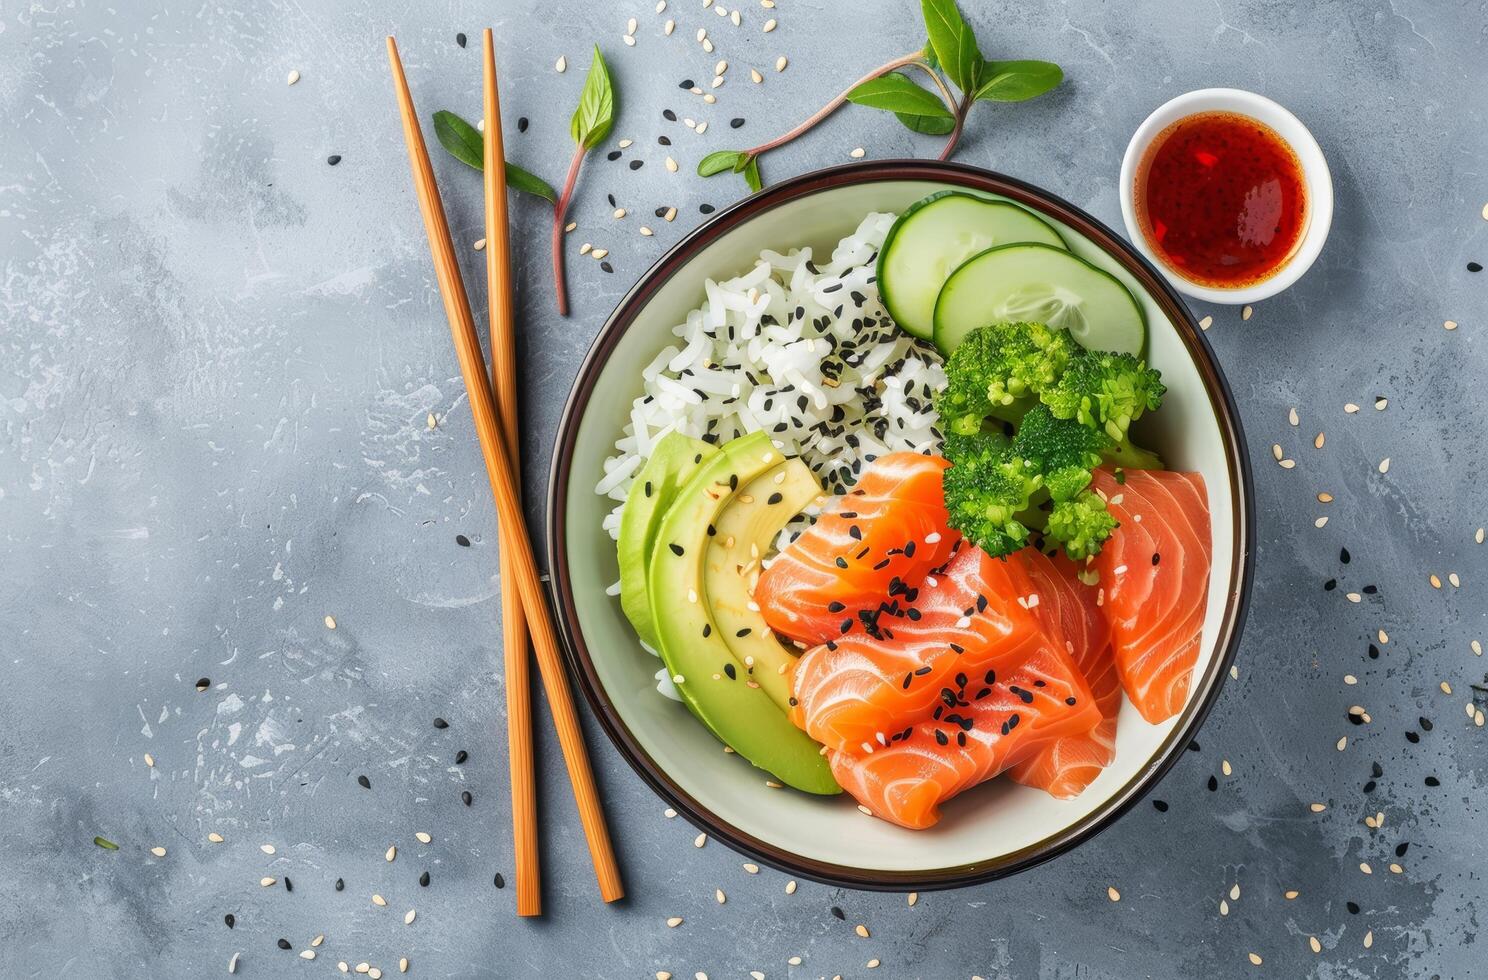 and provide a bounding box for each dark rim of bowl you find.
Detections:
[545,160,1255,891]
